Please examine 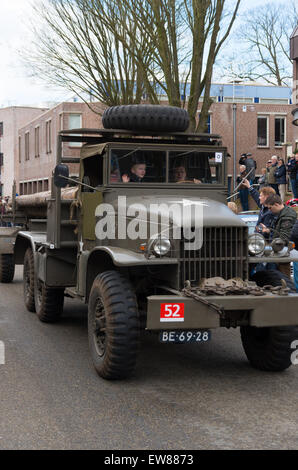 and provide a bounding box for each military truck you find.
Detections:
[0,105,298,380]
